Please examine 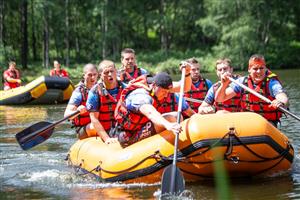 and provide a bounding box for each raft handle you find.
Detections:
[64,153,70,161]
[230,156,239,164]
